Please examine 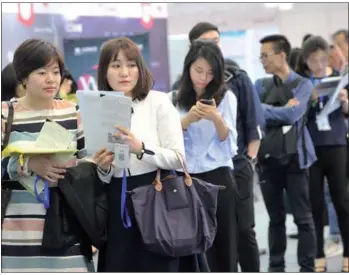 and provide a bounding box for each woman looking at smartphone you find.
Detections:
[171,39,239,272]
